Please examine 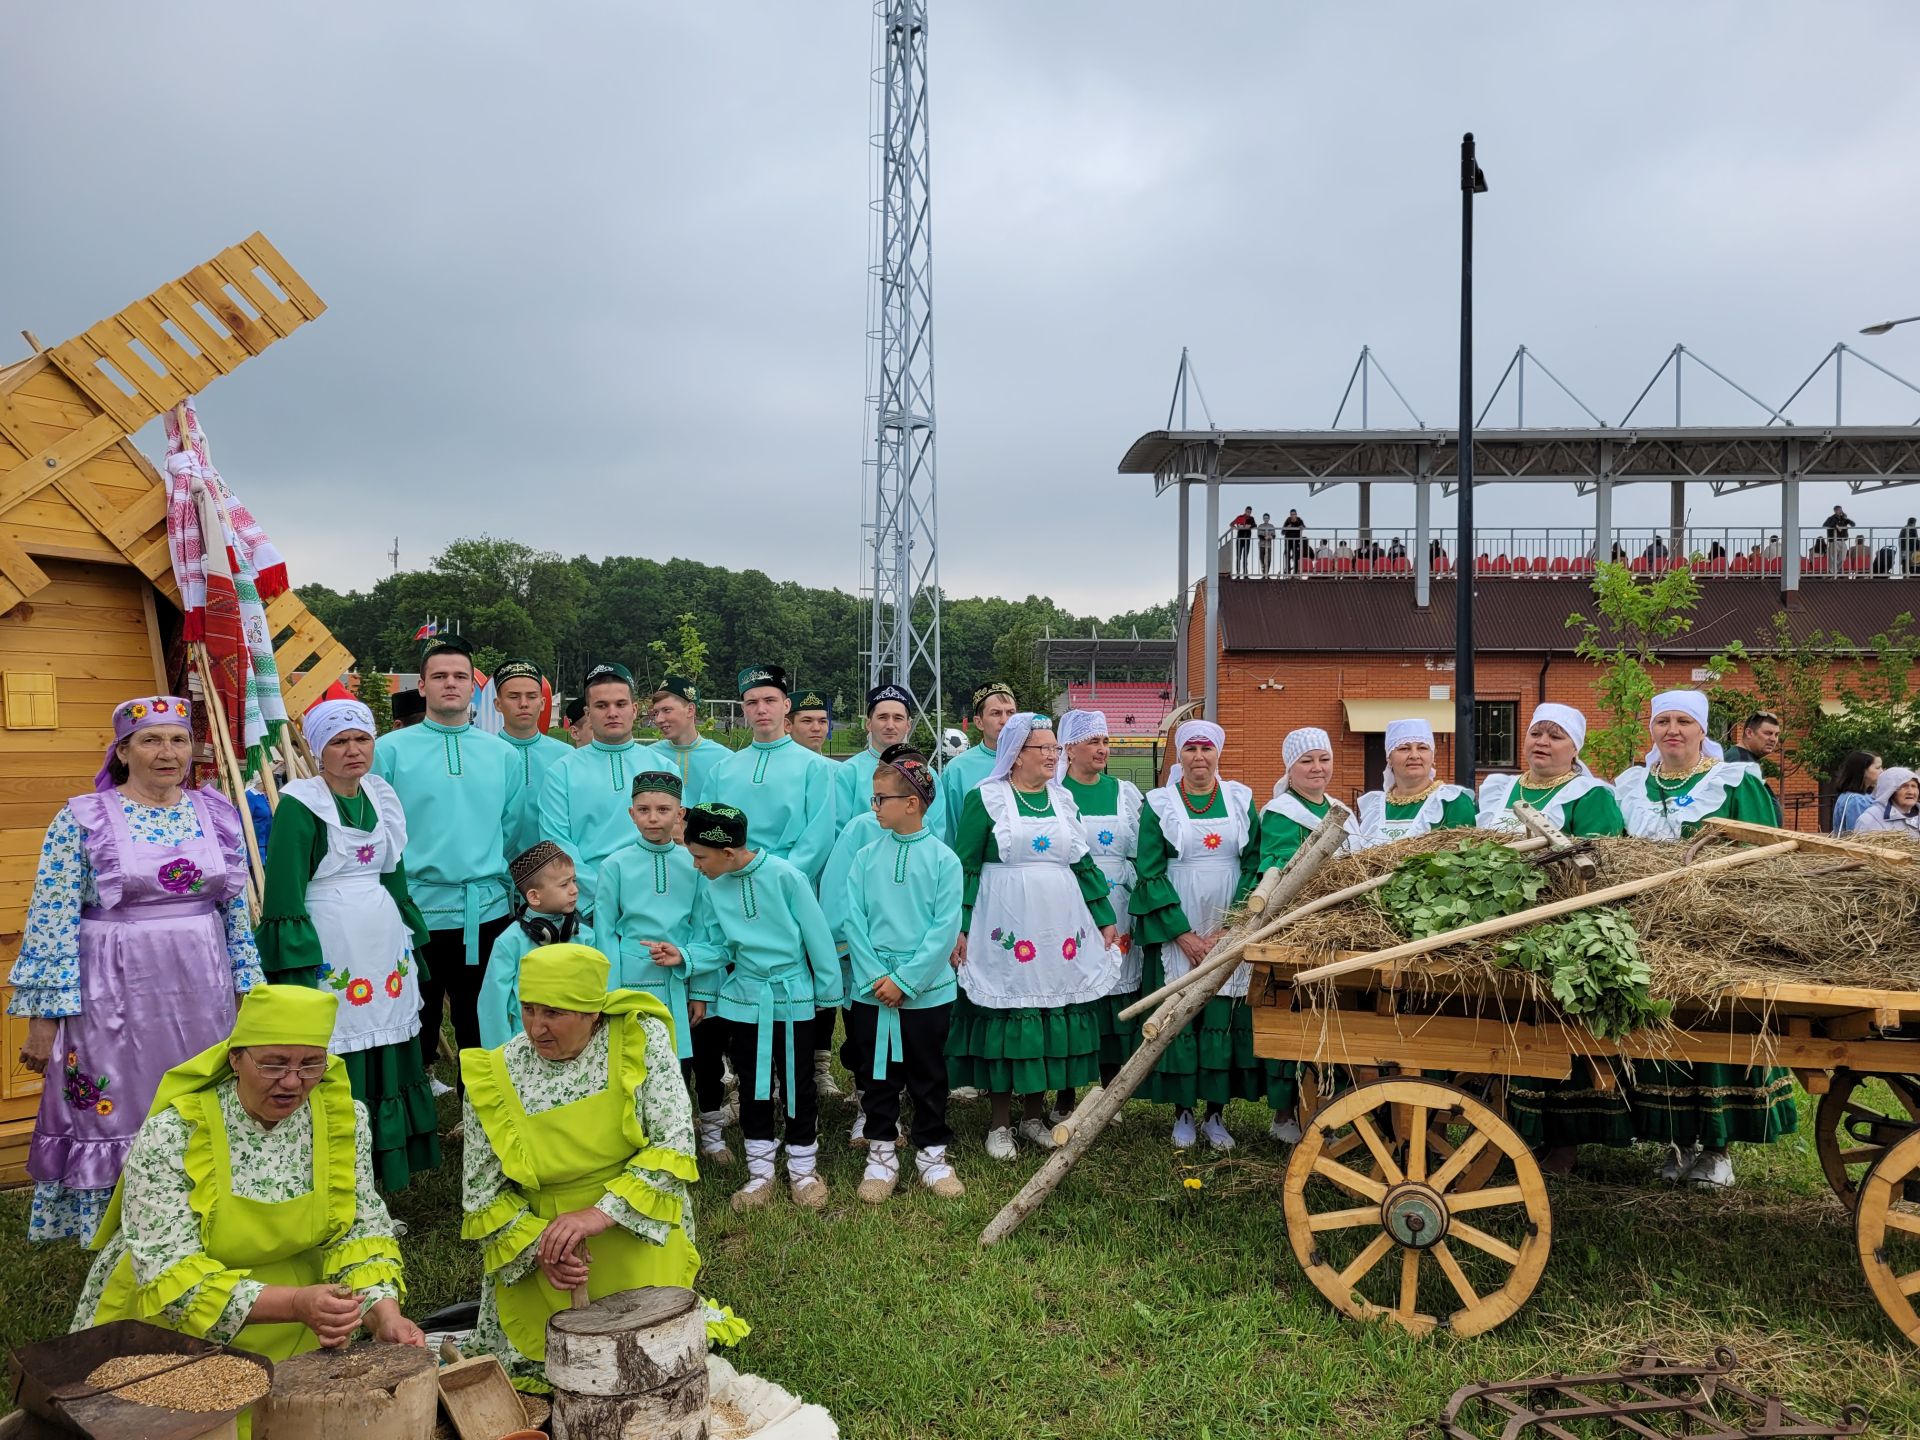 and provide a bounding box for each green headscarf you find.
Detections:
[520,944,674,1026]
